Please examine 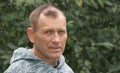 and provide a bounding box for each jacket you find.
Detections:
[4,47,74,73]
